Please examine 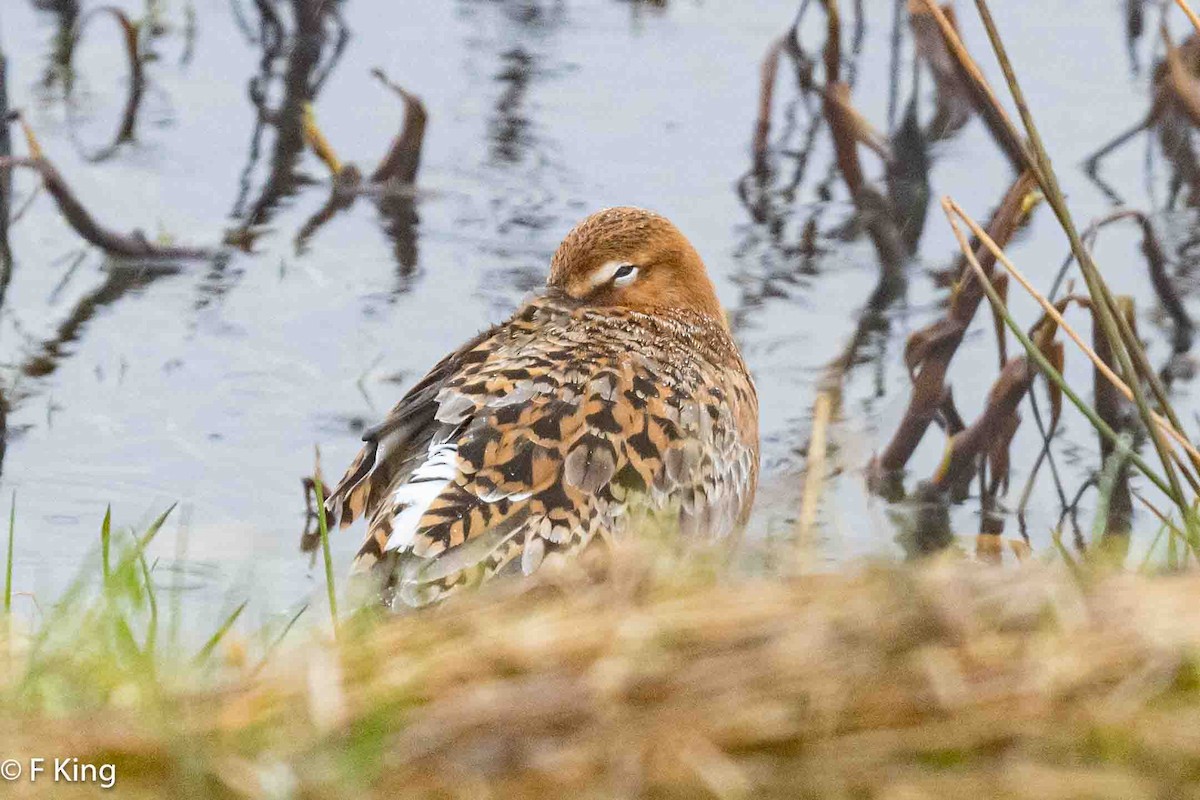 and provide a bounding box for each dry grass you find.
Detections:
[6,550,1200,798]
